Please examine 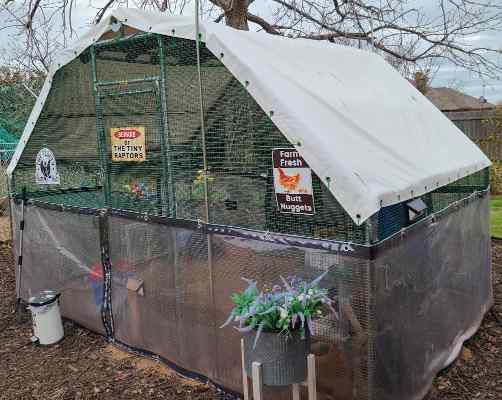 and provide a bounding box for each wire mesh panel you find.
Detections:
[94,34,160,83]
[12,53,101,201]
[99,82,165,213]
[161,37,220,222]
[210,233,373,398]
[93,35,168,214]
[12,203,105,334]
[376,168,489,241]
[108,216,217,379]
[108,216,179,361]
[199,47,370,244]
